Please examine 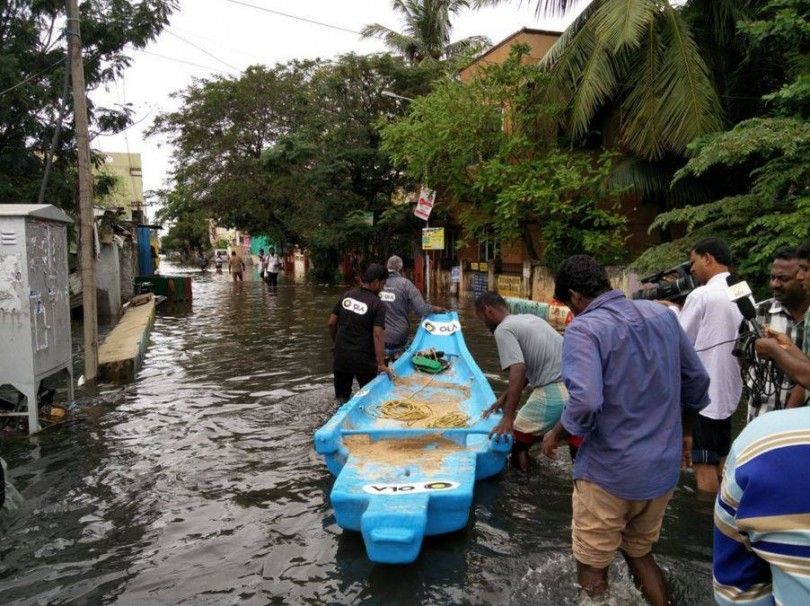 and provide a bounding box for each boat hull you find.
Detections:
[314,312,509,563]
